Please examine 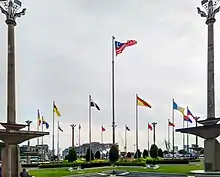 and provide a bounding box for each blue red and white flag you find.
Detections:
[184,115,192,123]
[187,107,196,120]
[115,39,137,55]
